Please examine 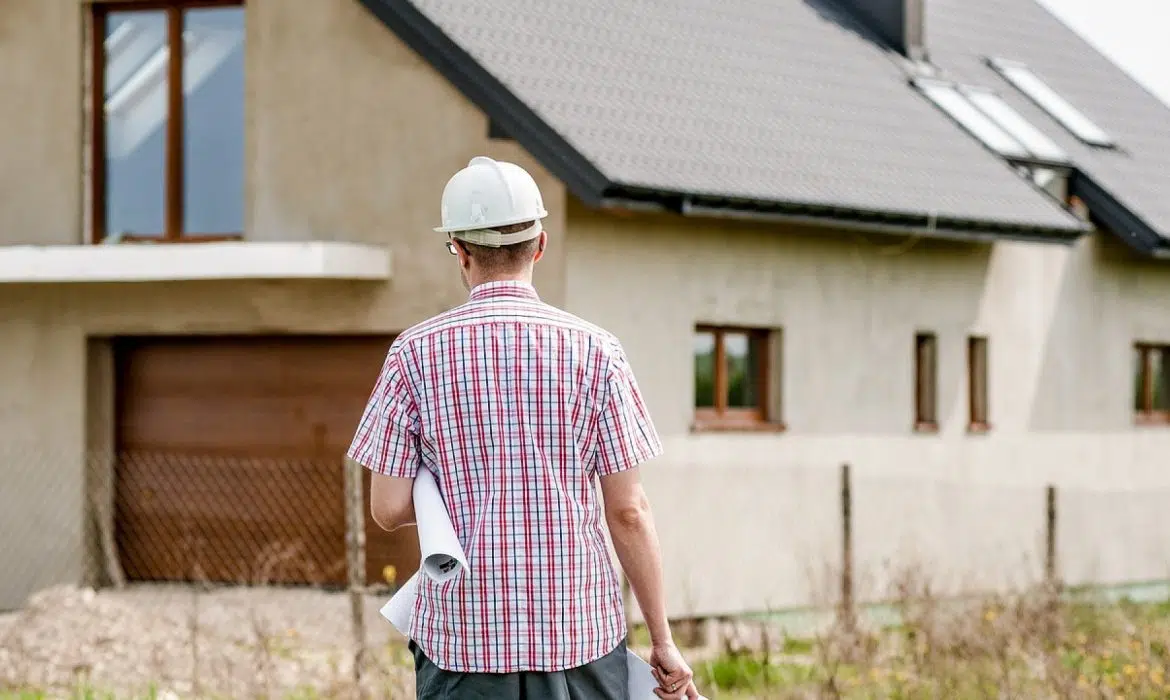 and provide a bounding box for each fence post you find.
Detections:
[840,463,856,633]
[1044,484,1058,587]
[344,458,367,696]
